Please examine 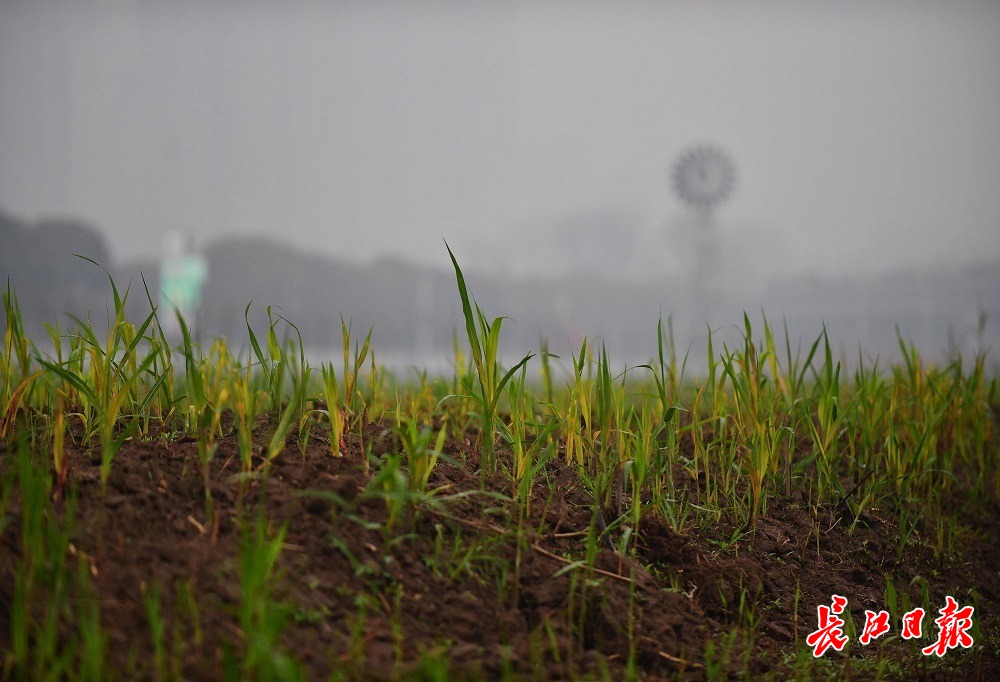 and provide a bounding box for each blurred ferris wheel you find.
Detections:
[672,145,737,216]
[671,145,737,323]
